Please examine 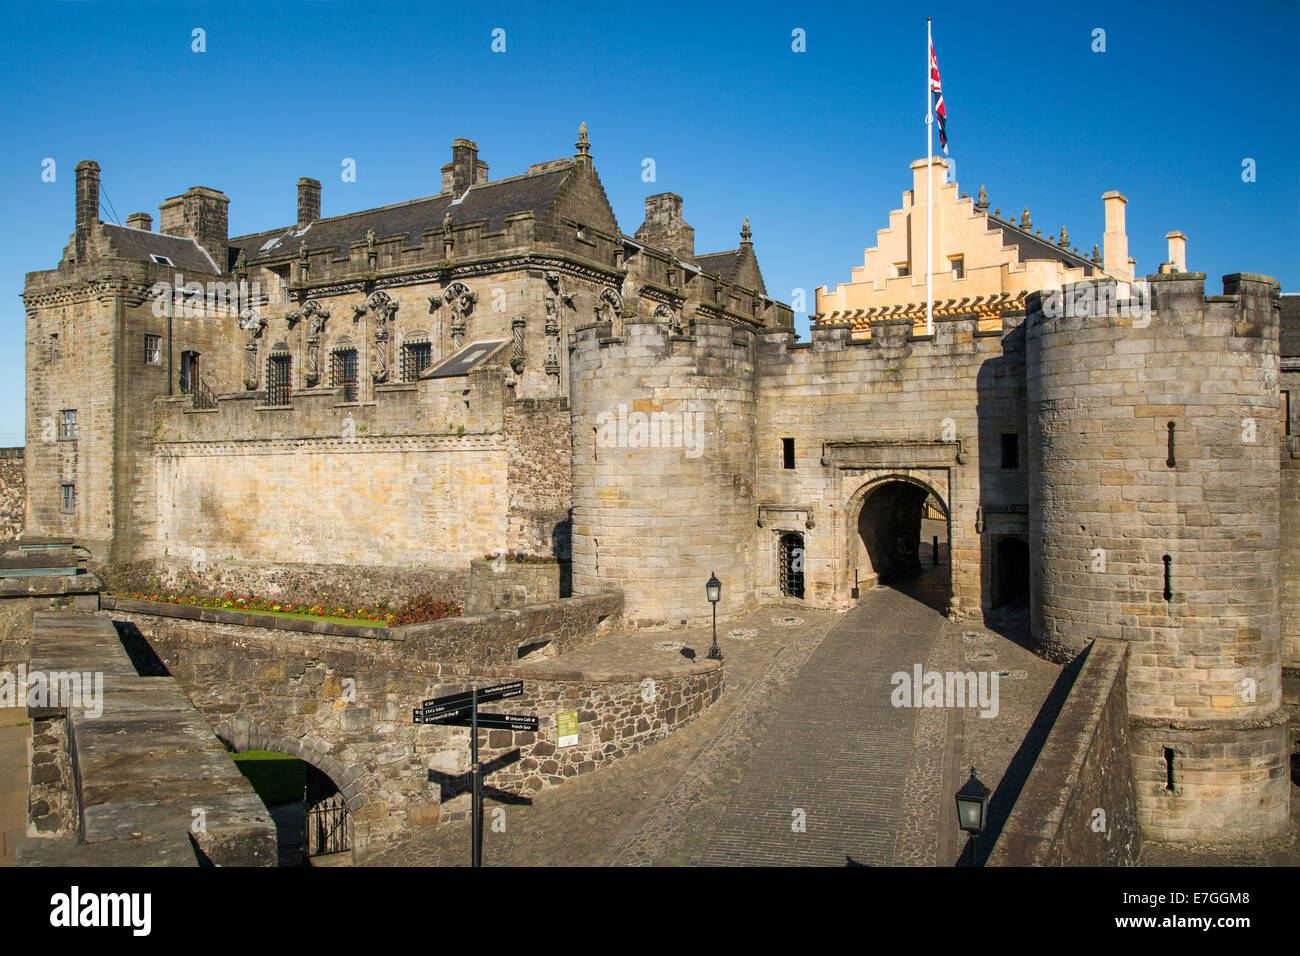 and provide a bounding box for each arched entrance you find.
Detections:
[852,476,951,613]
[994,536,1029,608]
